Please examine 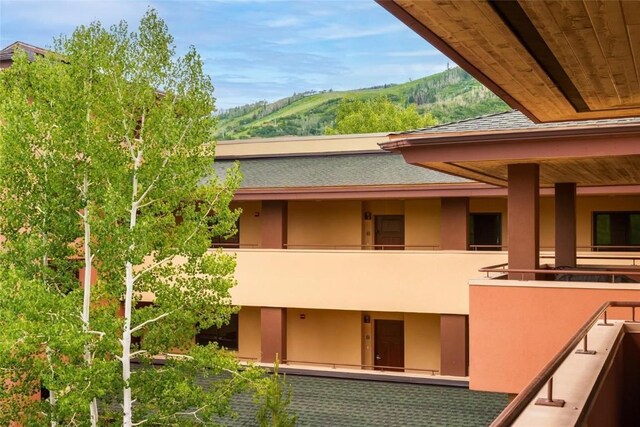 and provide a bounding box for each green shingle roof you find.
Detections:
[225,375,508,426]
[398,110,640,135]
[213,153,470,188]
